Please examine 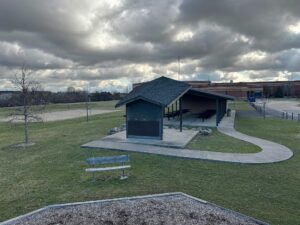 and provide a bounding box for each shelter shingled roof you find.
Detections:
[115,76,234,108]
[115,76,191,107]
